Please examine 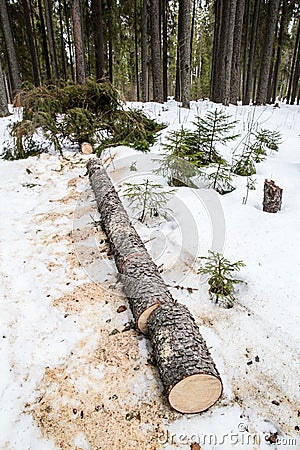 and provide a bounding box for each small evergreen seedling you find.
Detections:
[232,128,281,177]
[155,127,201,186]
[198,251,245,307]
[190,109,239,165]
[122,179,174,222]
[205,161,235,195]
